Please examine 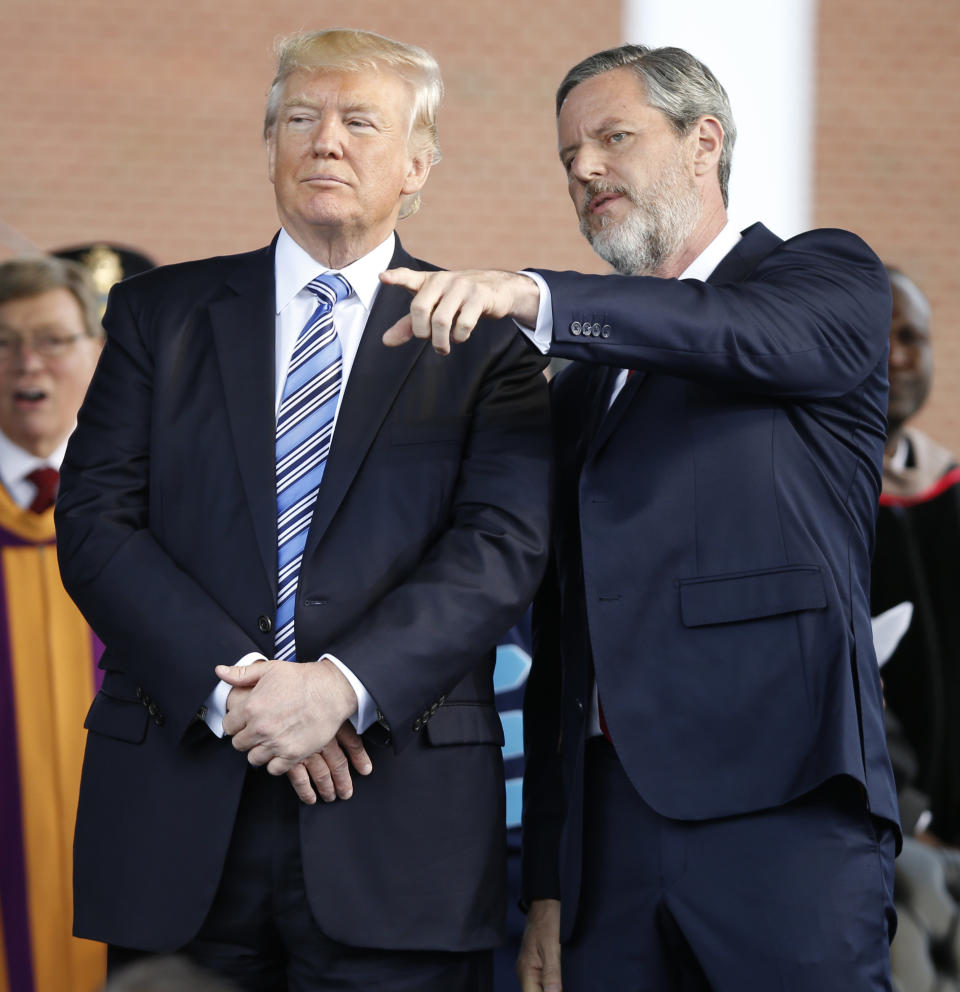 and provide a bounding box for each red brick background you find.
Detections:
[2,0,957,448]
[816,0,960,451]
[0,0,613,273]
